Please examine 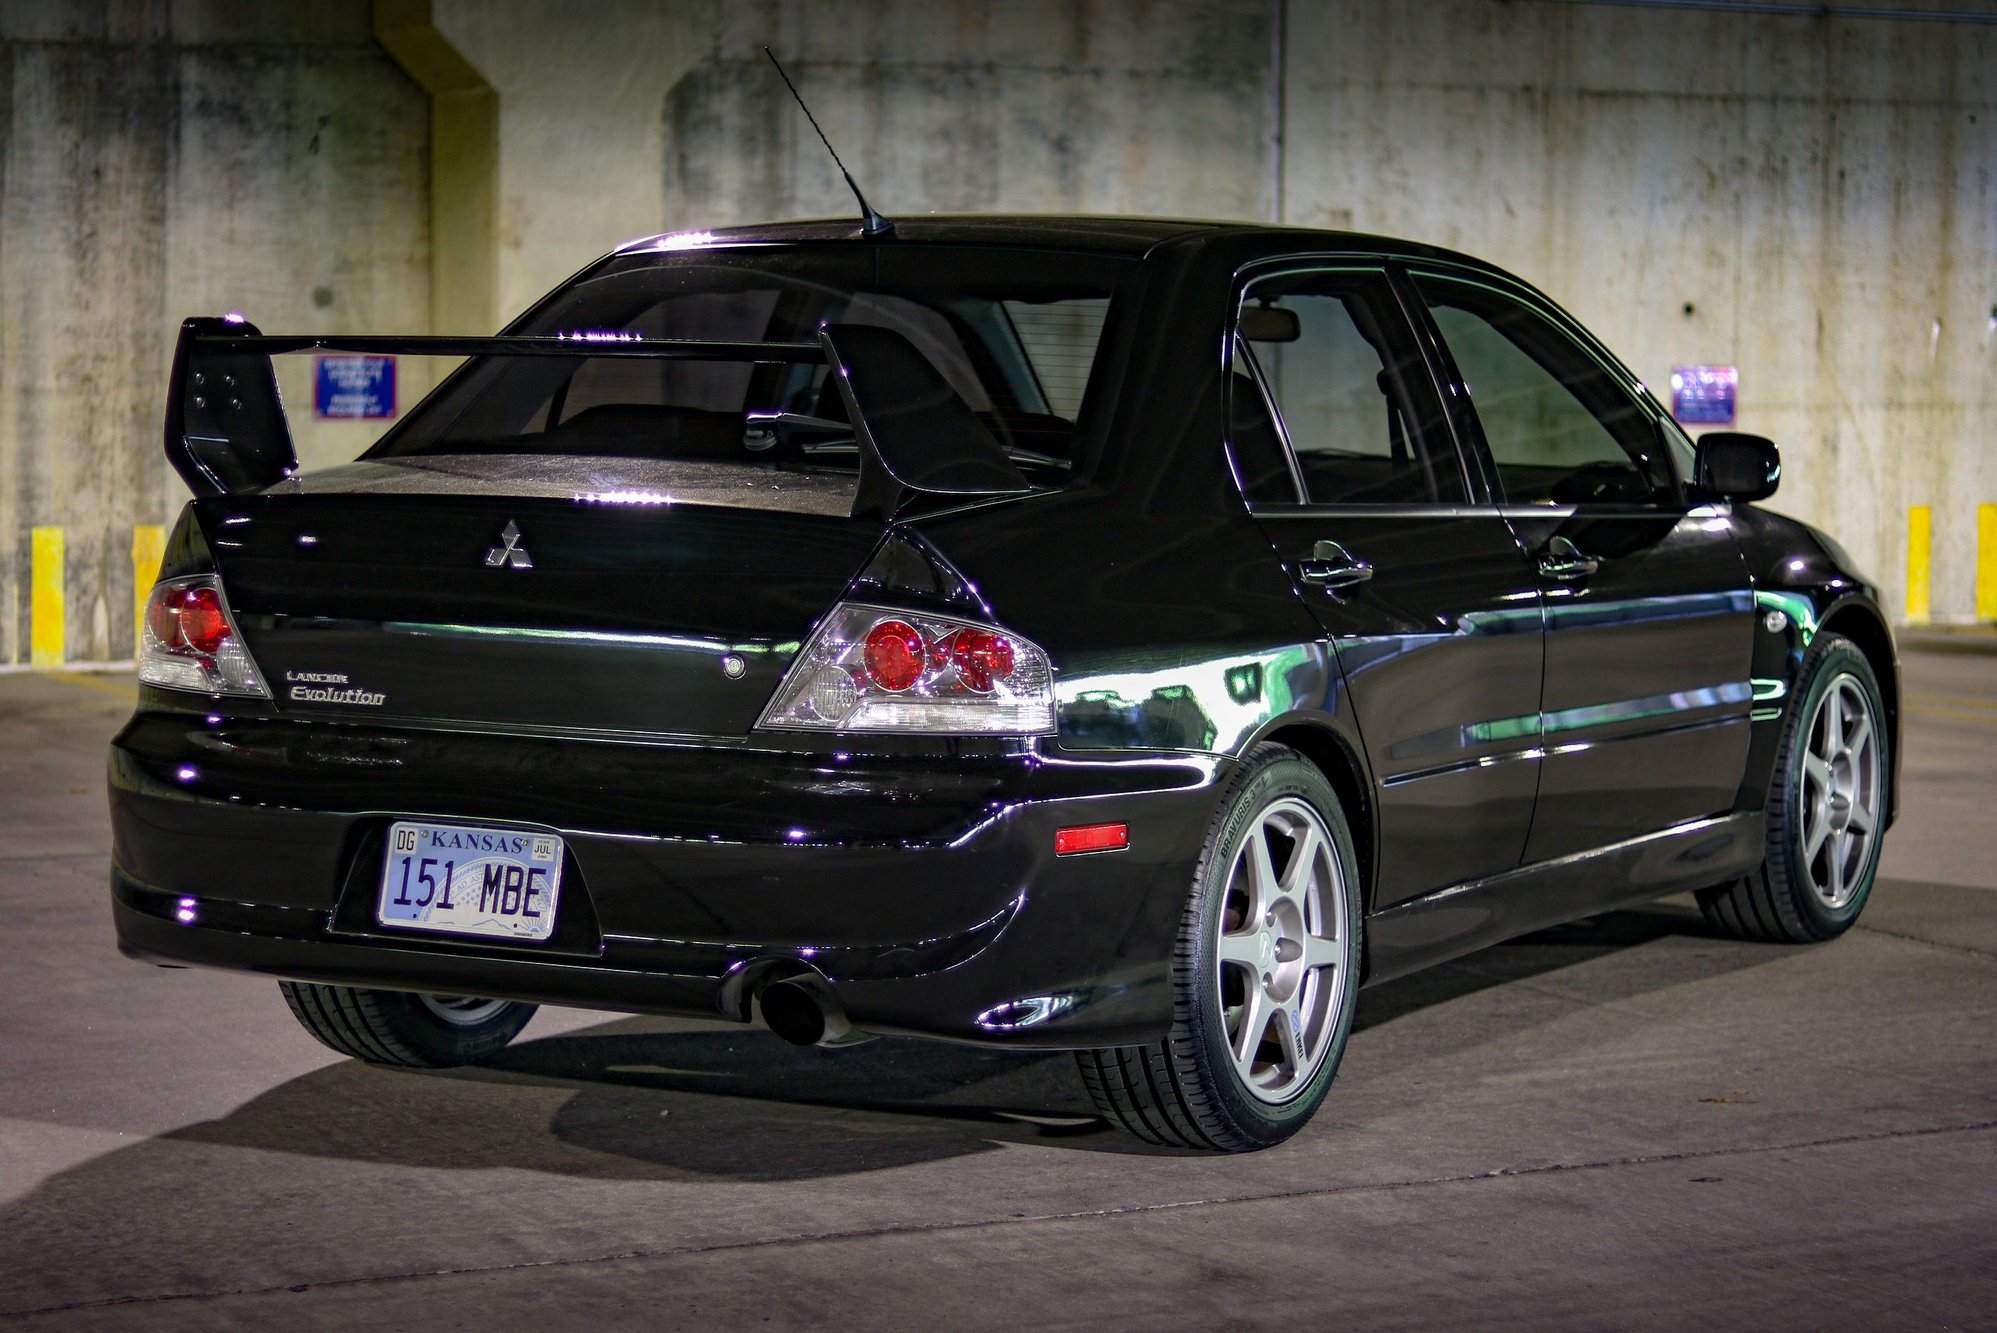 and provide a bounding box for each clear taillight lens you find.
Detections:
[757,602,1054,735]
[137,575,270,697]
